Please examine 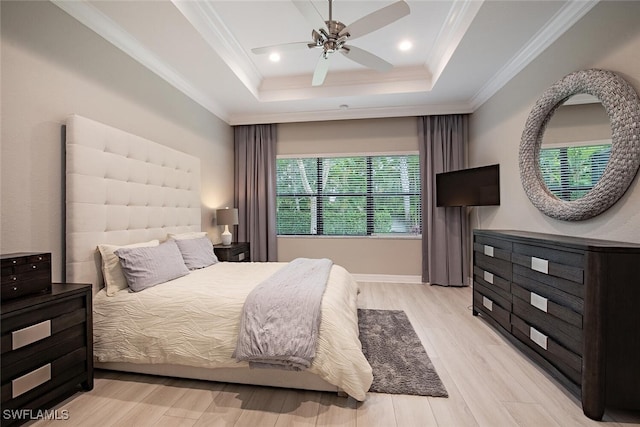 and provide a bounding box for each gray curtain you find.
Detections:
[233,124,277,262]
[418,115,470,286]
